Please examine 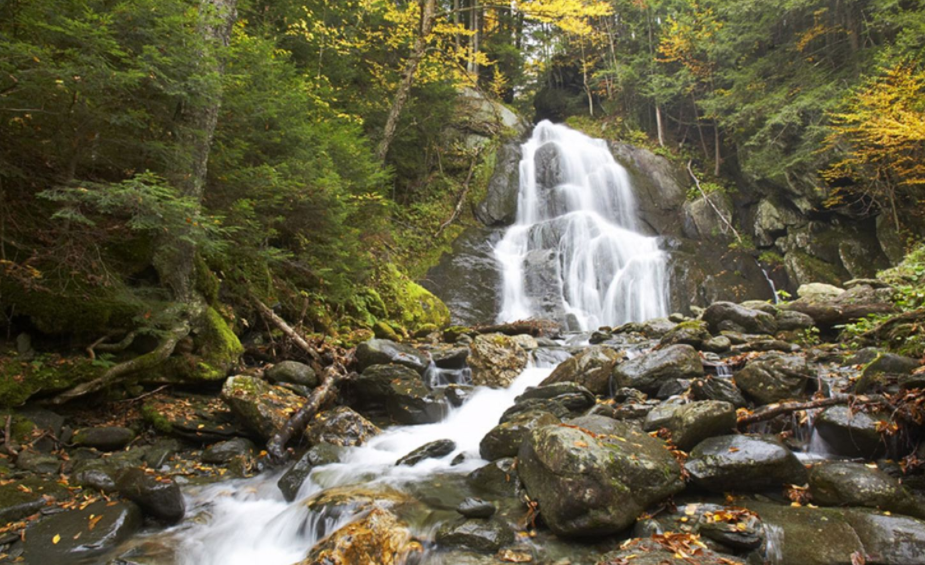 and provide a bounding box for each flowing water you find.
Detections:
[113,122,674,564]
[495,121,669,330]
